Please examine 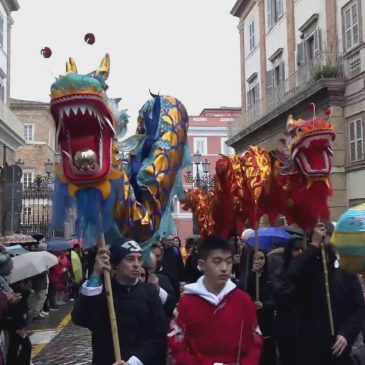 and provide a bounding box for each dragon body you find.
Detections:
[52,55,189,247]
[187,115,335,236]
